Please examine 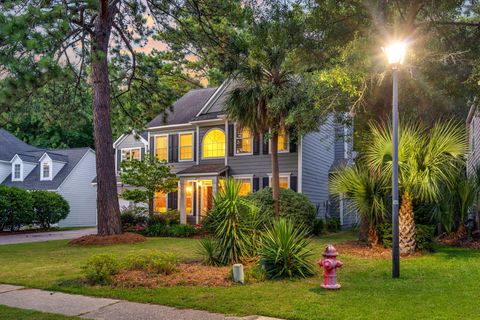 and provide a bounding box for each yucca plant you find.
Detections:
[365,120,467,254]
[209,178,257,265]
[330,164,388,245]
[259,218,315,279]
[196,238,221,267]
